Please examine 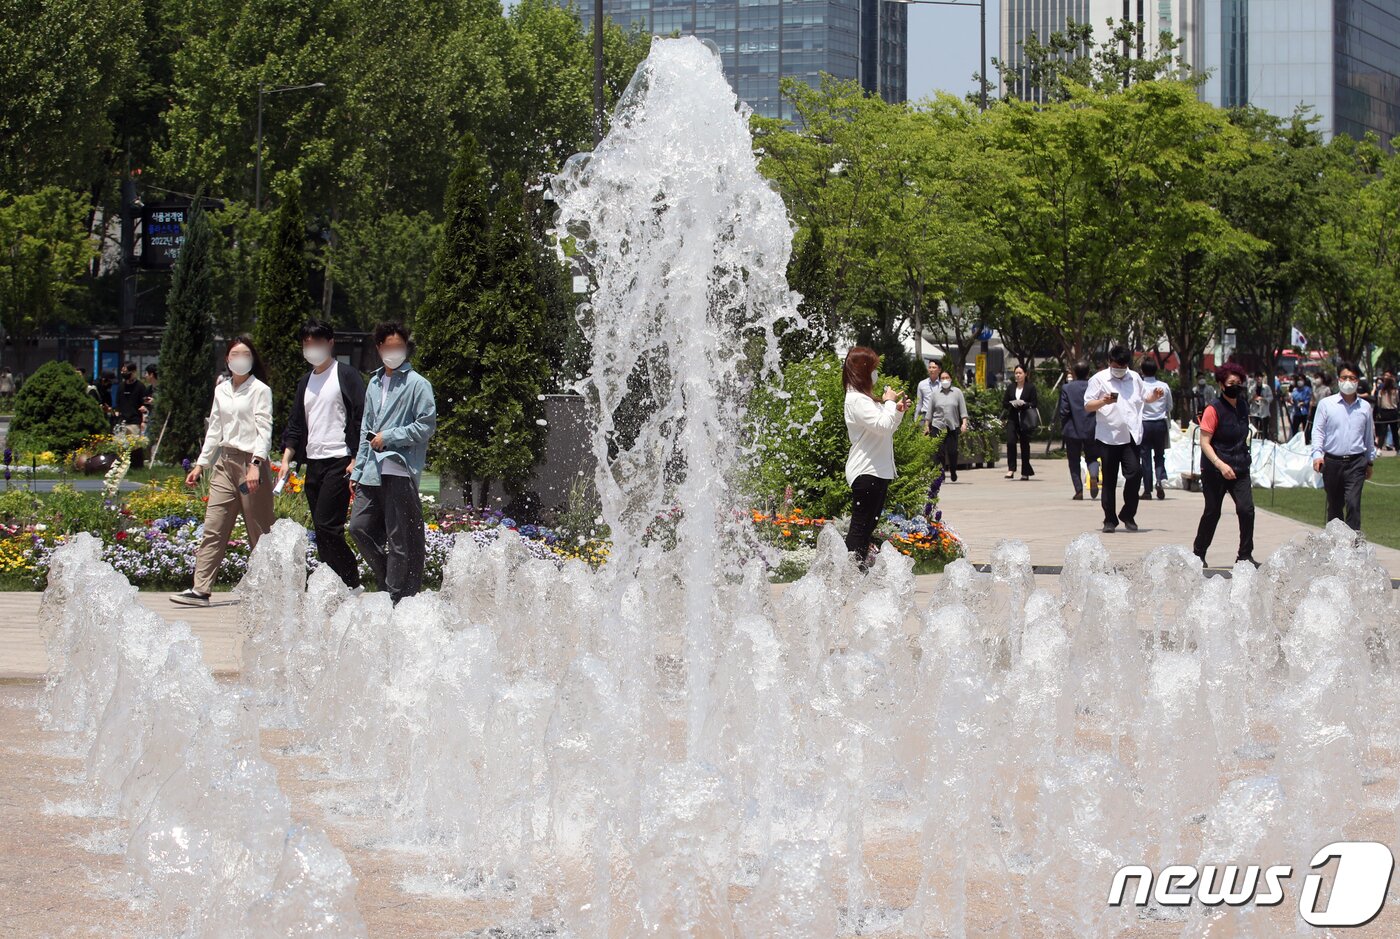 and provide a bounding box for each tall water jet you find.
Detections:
[551,35,800,758]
